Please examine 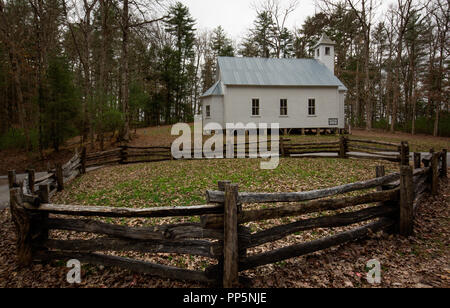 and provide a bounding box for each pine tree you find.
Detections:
[240,10,276,58]
[165,2,196,122]
[44,56,80,152]
[252,11,276,57]
[211,26,234,57]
